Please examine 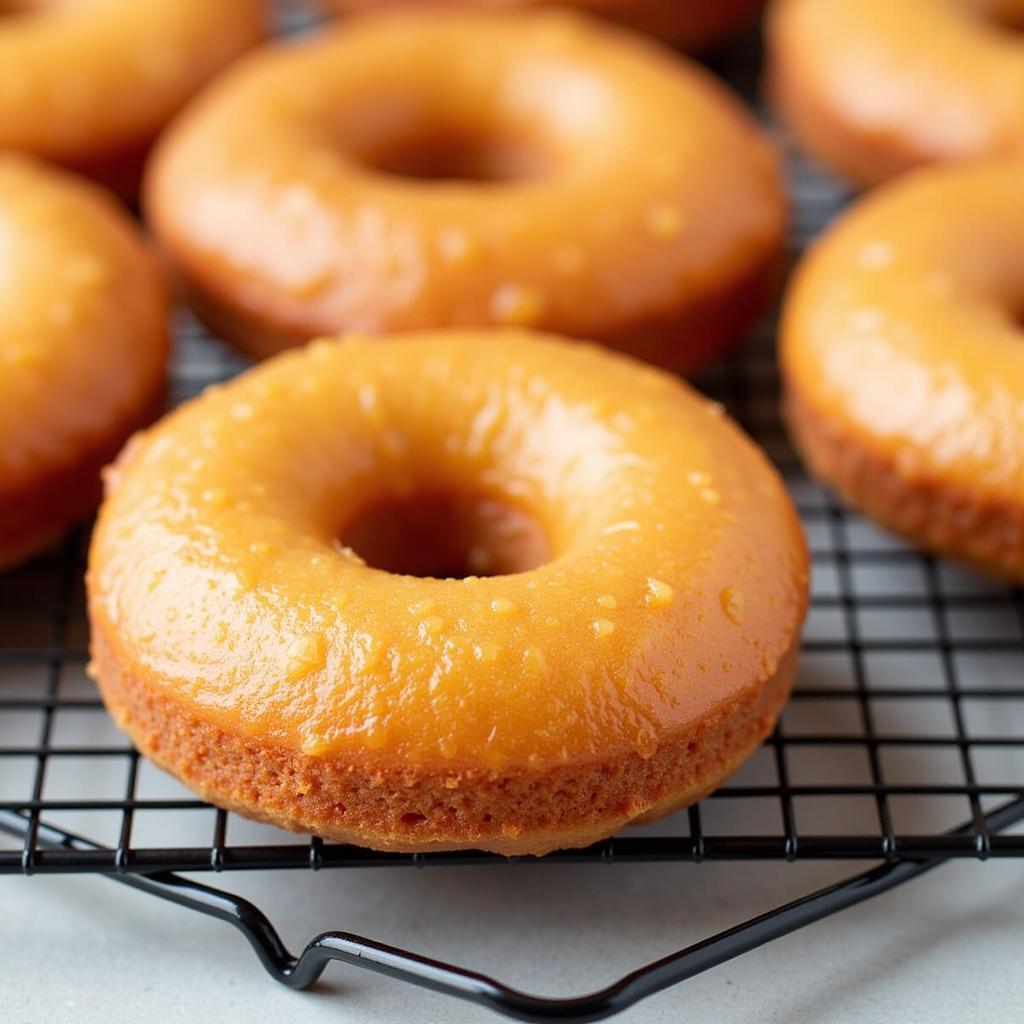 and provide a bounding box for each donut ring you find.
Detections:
[768,0,1024,187]
[145,10,786,374]
[0,155,167,568]
[88,331,808,855]
[317,0,763,50]
[0,0,265,194]
[783,161,1024,578]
